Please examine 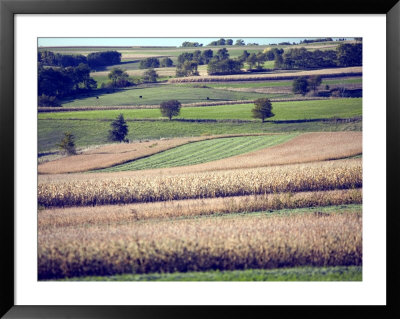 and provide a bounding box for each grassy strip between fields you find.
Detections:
[58,266,362,281]
[39,98,362,121]
[96,134,296,172]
